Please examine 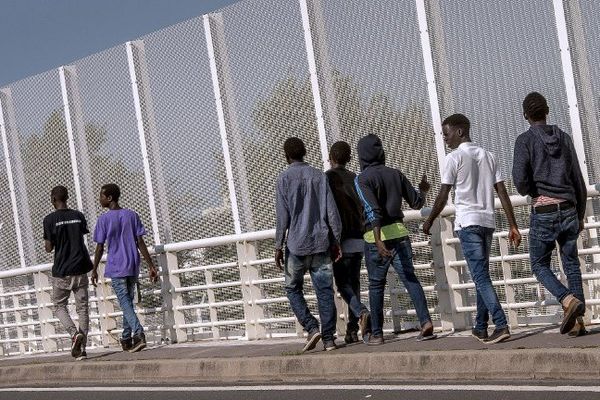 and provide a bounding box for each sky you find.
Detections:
[0,0,240,86]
